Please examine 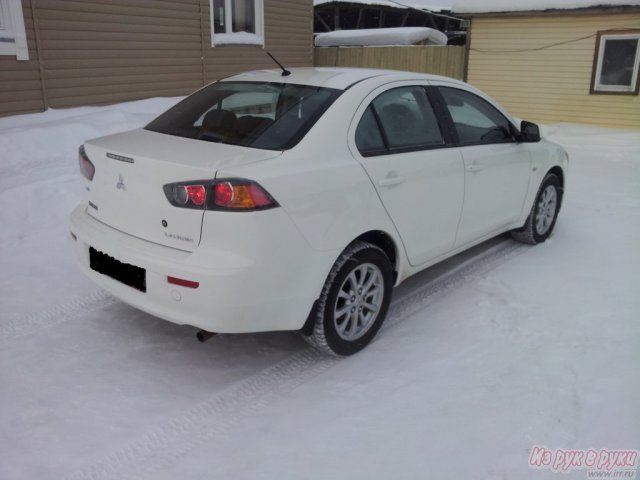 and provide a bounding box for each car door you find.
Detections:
[349,83,465,267]
[434,85,532,247]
